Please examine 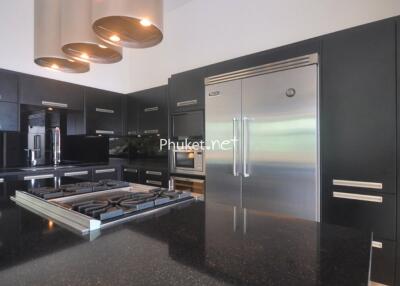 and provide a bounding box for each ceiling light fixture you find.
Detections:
[34,0,89,73]
[61,0,122,64]
[92,0,164,48]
